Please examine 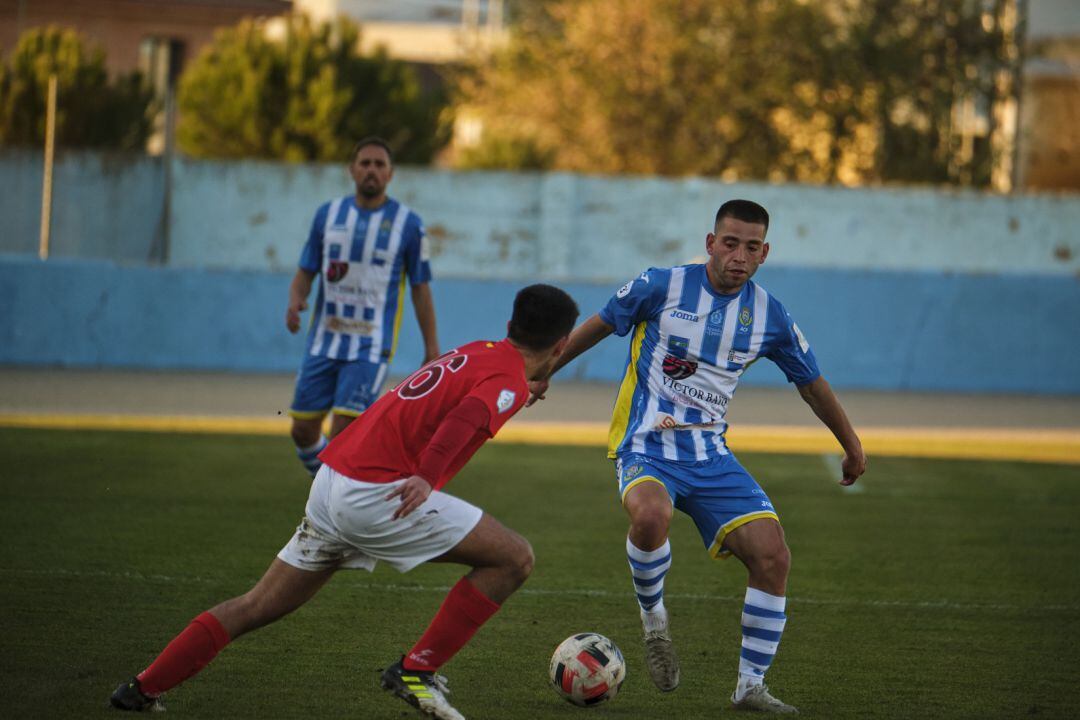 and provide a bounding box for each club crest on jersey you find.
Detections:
[380,219,393,233]
[663,354,698,380]
[708,309,724,325]
[496,389,516,413]
[622,464,643,482]
[327,260,349,283]
[739,307,753,326]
